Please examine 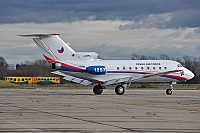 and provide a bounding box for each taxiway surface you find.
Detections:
[0,89,199,133]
